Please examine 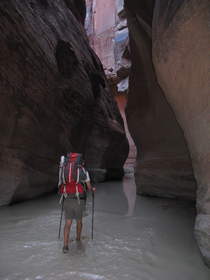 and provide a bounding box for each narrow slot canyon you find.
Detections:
[0,0,209,279]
